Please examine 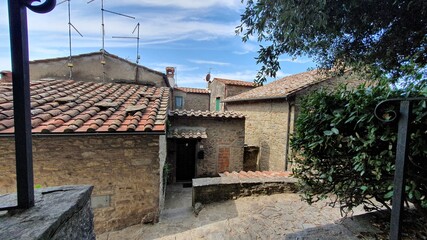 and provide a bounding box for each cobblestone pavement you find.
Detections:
[99,185,370,240]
